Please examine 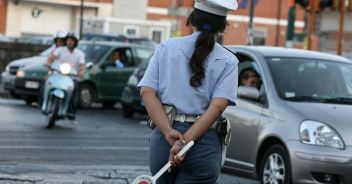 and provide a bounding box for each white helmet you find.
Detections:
[53,30,67,39]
